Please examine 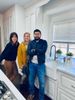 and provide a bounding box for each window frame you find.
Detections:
[53,41,75,57]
